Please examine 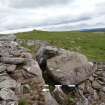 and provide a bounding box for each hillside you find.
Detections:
[17,30,105,61]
